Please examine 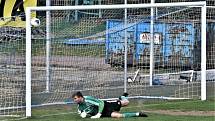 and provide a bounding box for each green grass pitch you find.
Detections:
[14,99,214,121]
